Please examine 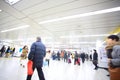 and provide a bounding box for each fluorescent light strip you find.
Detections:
[0,9,2,12]
[45,42,61,44]
[39,7,120,24]
[60,34,109,38]
[70,42,96,44]
[1,25,29,33]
